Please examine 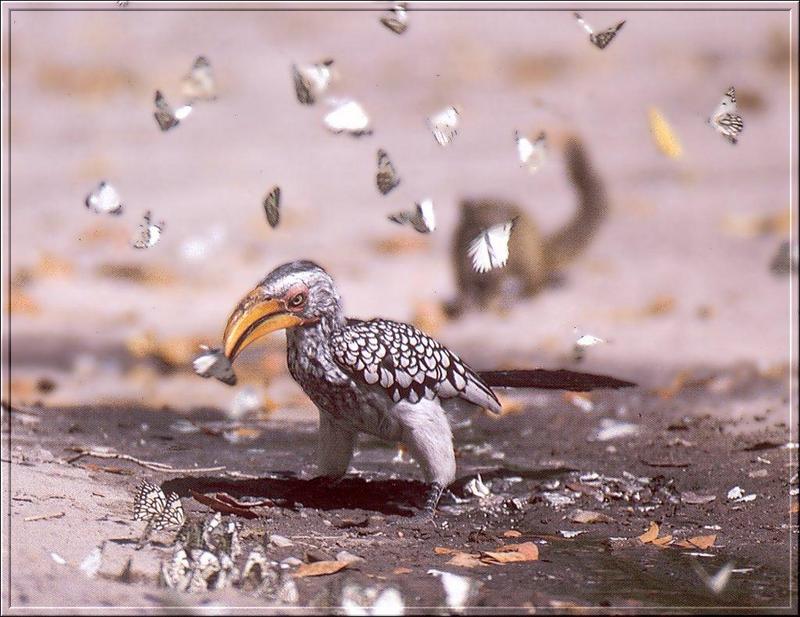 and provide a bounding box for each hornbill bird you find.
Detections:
[222,260,634,518]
